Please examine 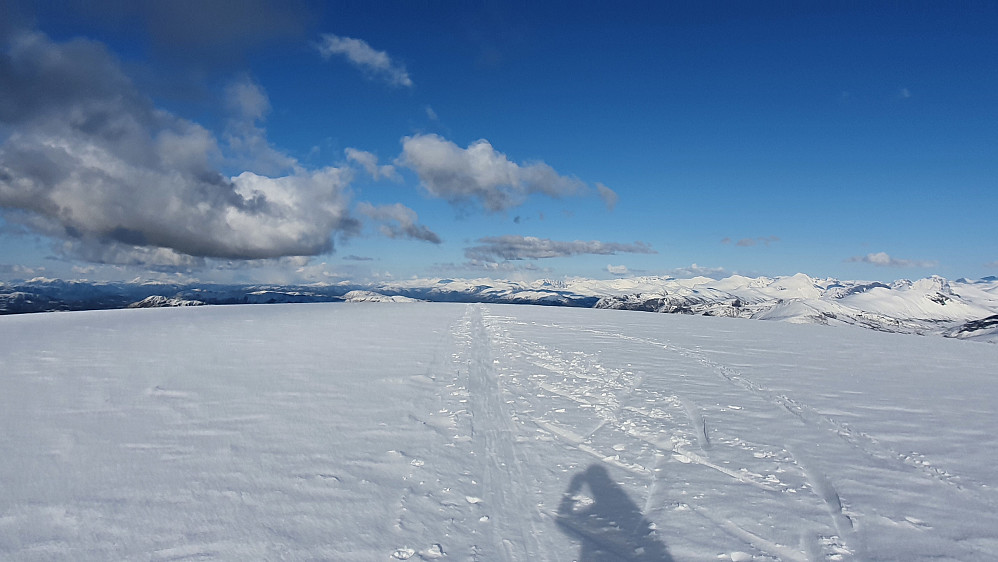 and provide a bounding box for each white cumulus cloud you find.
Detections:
[846,252,937,268]
[0,31,358,266]
[398,134,586,212]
